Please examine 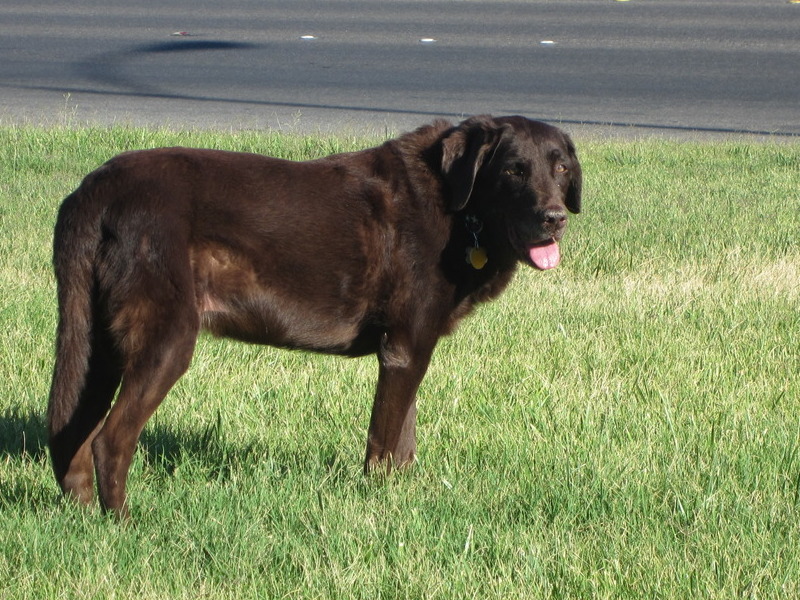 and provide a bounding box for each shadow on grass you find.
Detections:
[0,408,48,460]
[0,409,52,510]
[138,412,356,485]
[139,412,251,481]
[0,407,244,465]
[0,407,358,511]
